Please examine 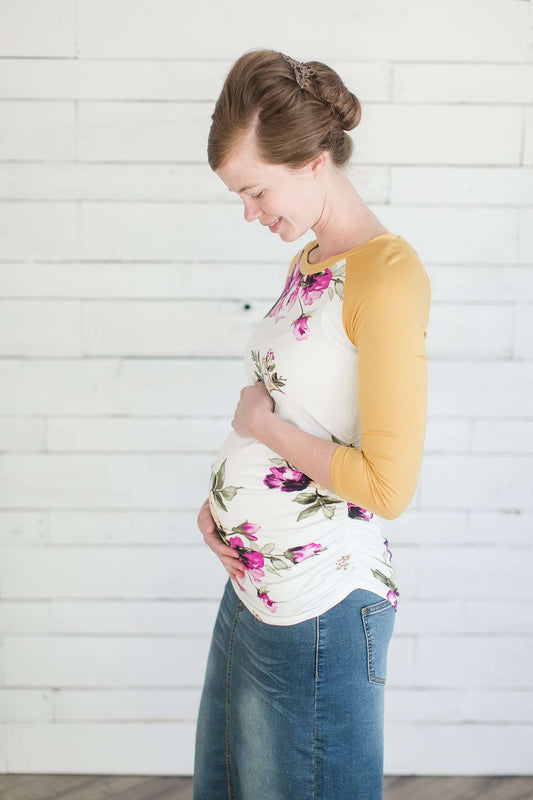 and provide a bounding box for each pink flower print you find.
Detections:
[228,537,265,581]
[238,522,260,542]
[257,589,278,613]
[300,270,332,305]
[284,543,324,563]
[335,553,352,571]
[386,589,399,610]
[268,266,301,322]
[293,315,310,340]
[264,465,312,492]
[228,535,244,548]
[241,549,265,581]
[347,502,374,521]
